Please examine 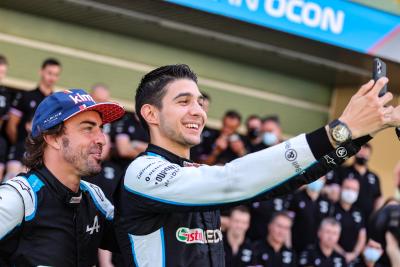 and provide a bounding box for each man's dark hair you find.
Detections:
[262,115,280,125]
[245,114,261,128]
[224,110,242,123]
[135,64,198,134]
[23,123,65,170]
[41,58,61,69]
[0,55,8,65]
